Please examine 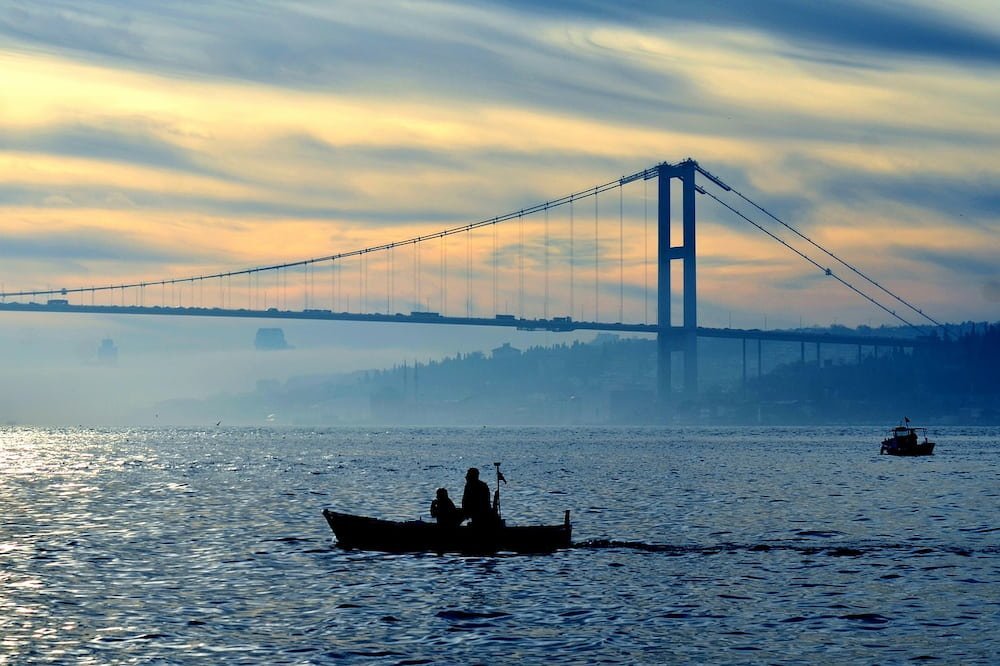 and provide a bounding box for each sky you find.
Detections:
[0,0,997,423]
